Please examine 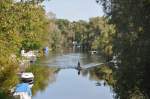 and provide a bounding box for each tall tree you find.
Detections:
[97,0,150,98]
